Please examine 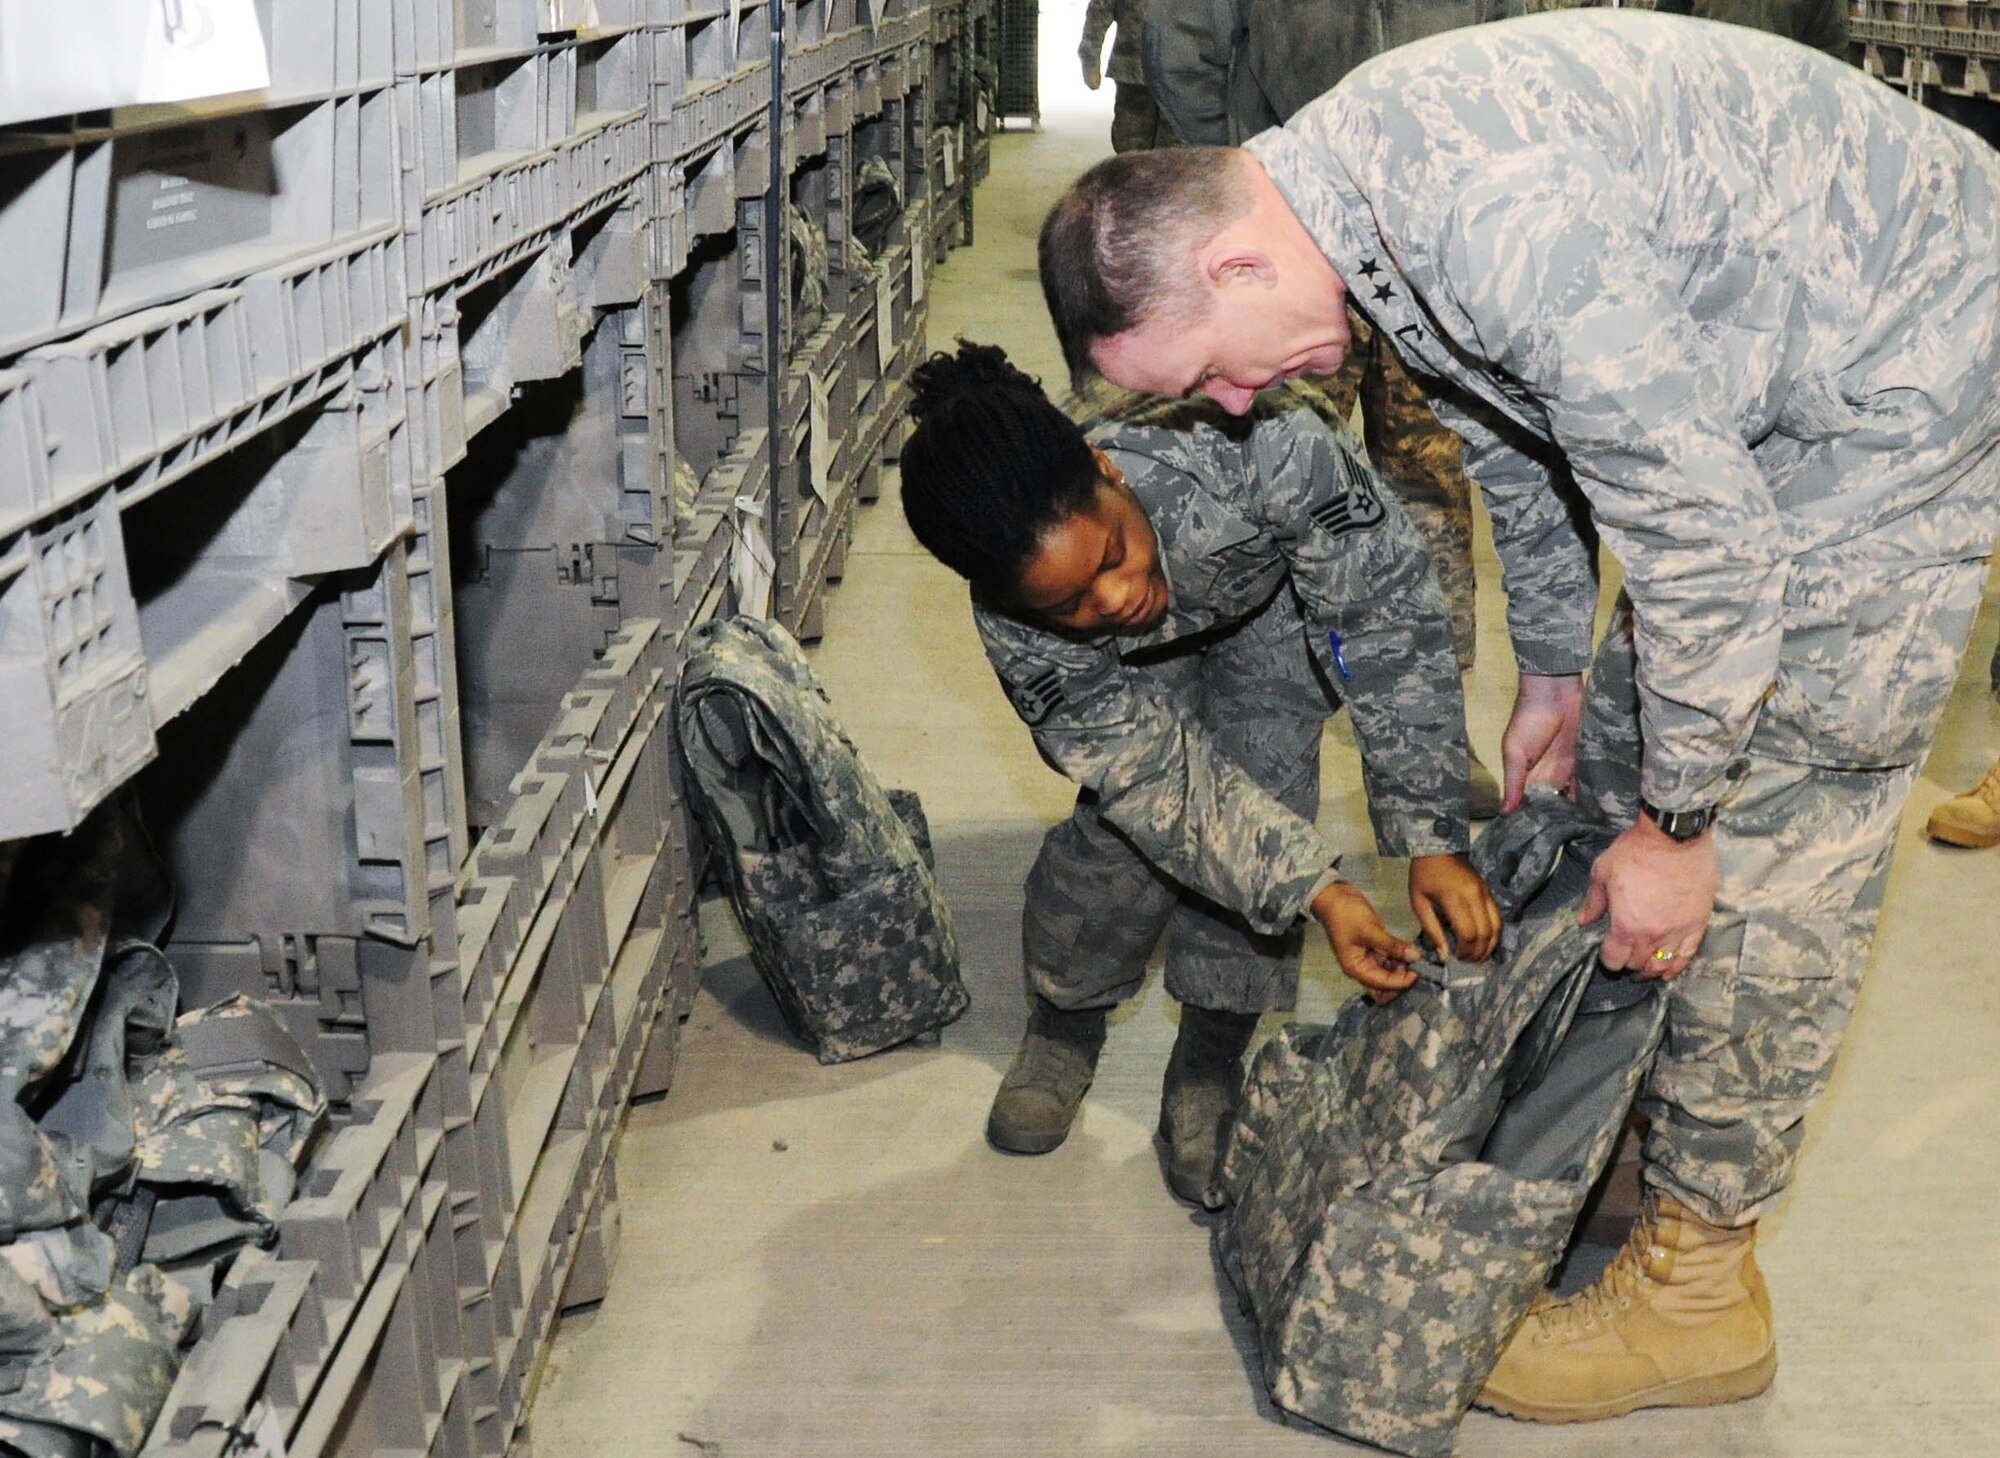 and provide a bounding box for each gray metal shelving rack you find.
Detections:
[0,0,985,1454]
[1852,1,2000,137]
